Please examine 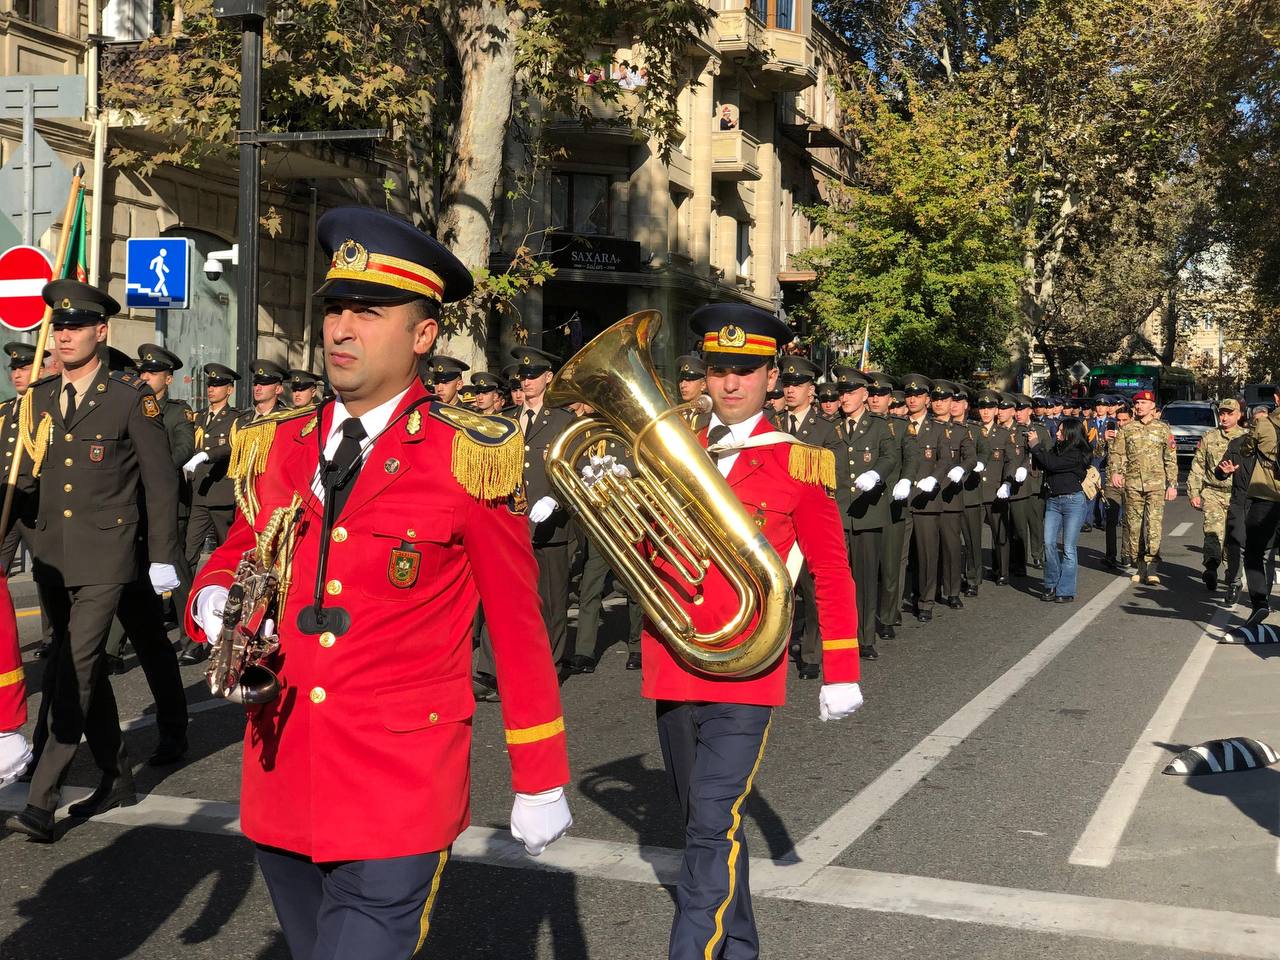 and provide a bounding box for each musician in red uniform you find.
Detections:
[0,574,32,787]
[186,207,572,960]
[641,304,865,959]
